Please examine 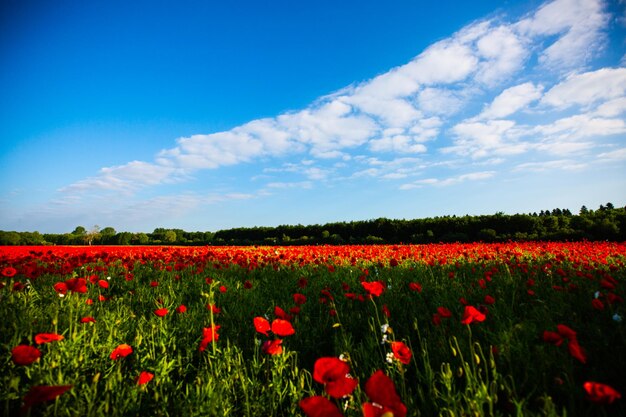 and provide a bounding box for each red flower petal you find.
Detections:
[542,331,564,346]
[299,396,343,417]
[583,381,622,404]
[1,266,17,277]
[262,339,283,355]
[568,339,587,364]
[110,343,133,360]
[361,281,384,297]
[253,317,270,336]
[34,333,64,344]
[271,319,295,336]
[461,305,486,325]
[437,306,452,318]
[11,345,41,366]
[22,385,72,411]
[391,341,412,365]
[154,308,169,317]
[556,324,577,341]
[137,371,154,385]
[198,325,220,351]
[364,370,406,417]
[313,357,357,398]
